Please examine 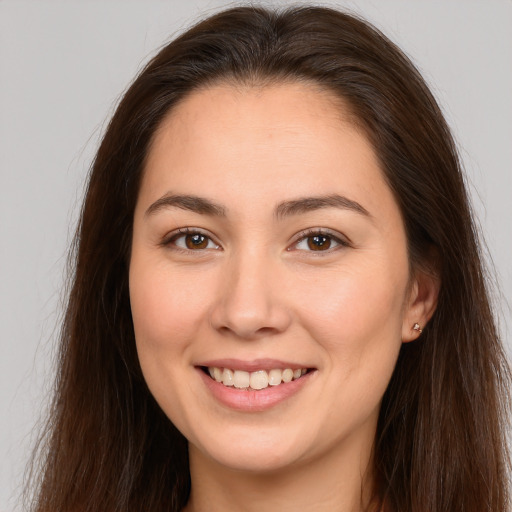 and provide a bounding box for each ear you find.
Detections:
[401,268,440,343]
